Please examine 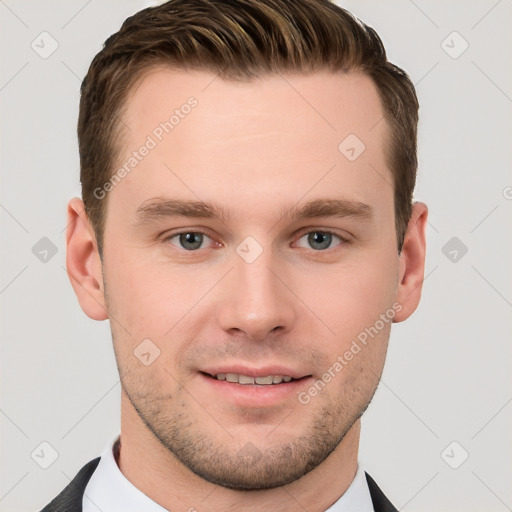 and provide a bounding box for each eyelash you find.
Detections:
[162,228,349,252]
